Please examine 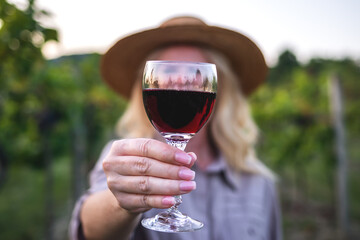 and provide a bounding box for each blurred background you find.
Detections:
[0,0,359,239]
